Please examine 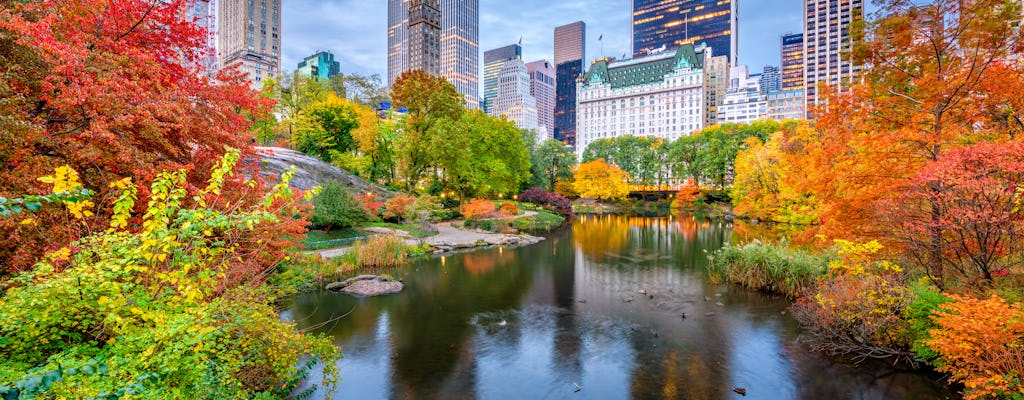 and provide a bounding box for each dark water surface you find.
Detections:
[285,215,954,399]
